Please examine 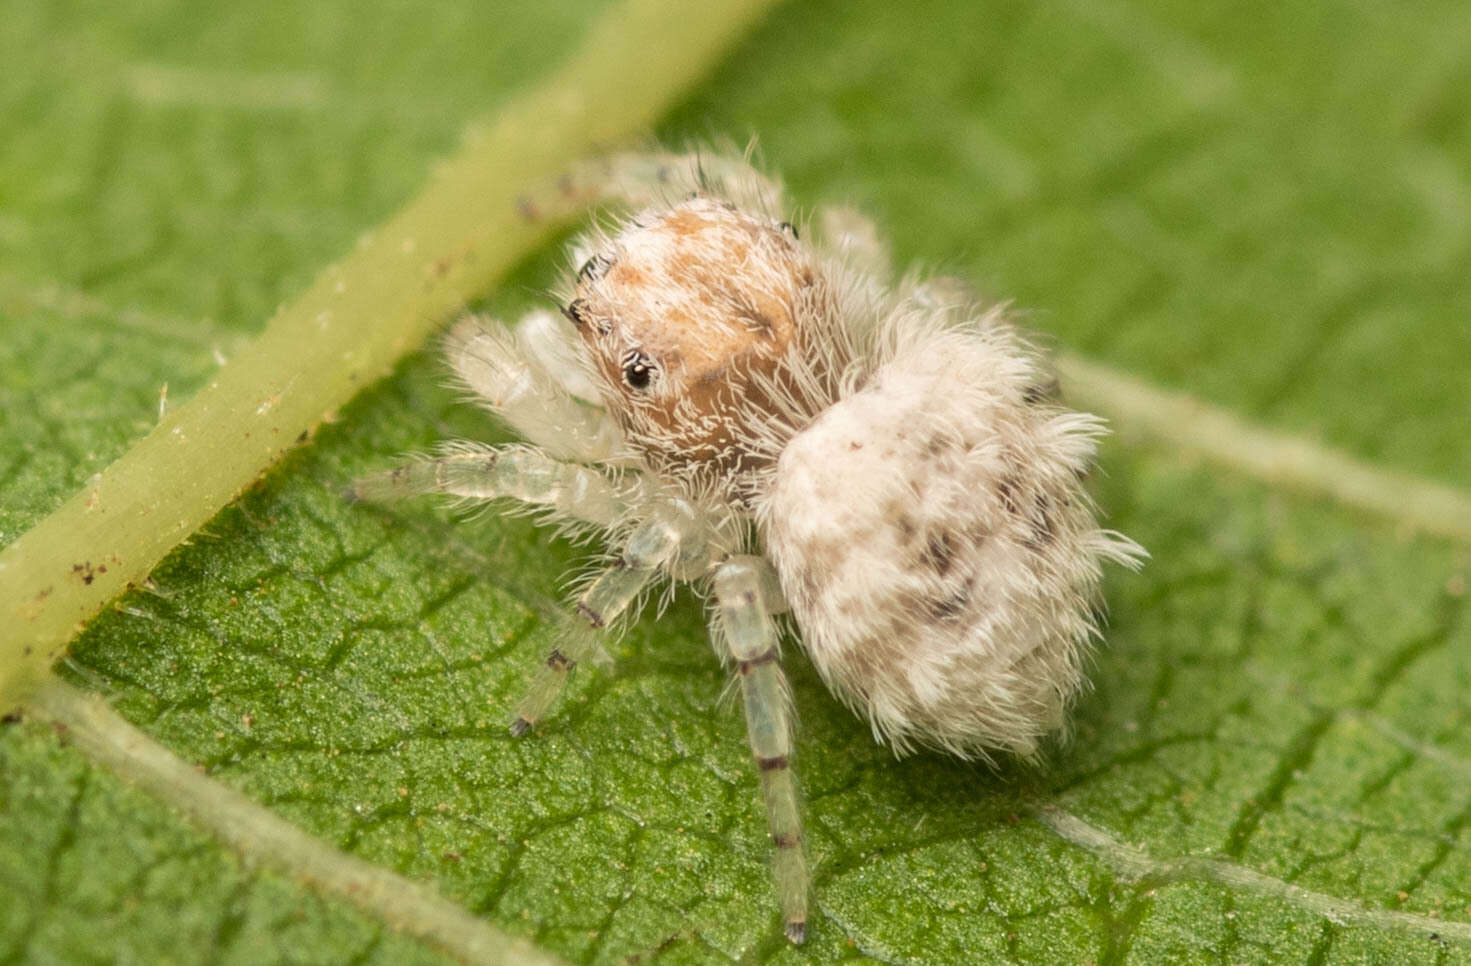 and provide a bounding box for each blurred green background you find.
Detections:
[2,1,1468,963]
